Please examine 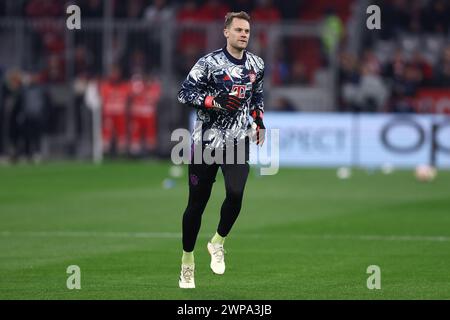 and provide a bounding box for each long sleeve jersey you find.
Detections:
[178,47,264,149]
